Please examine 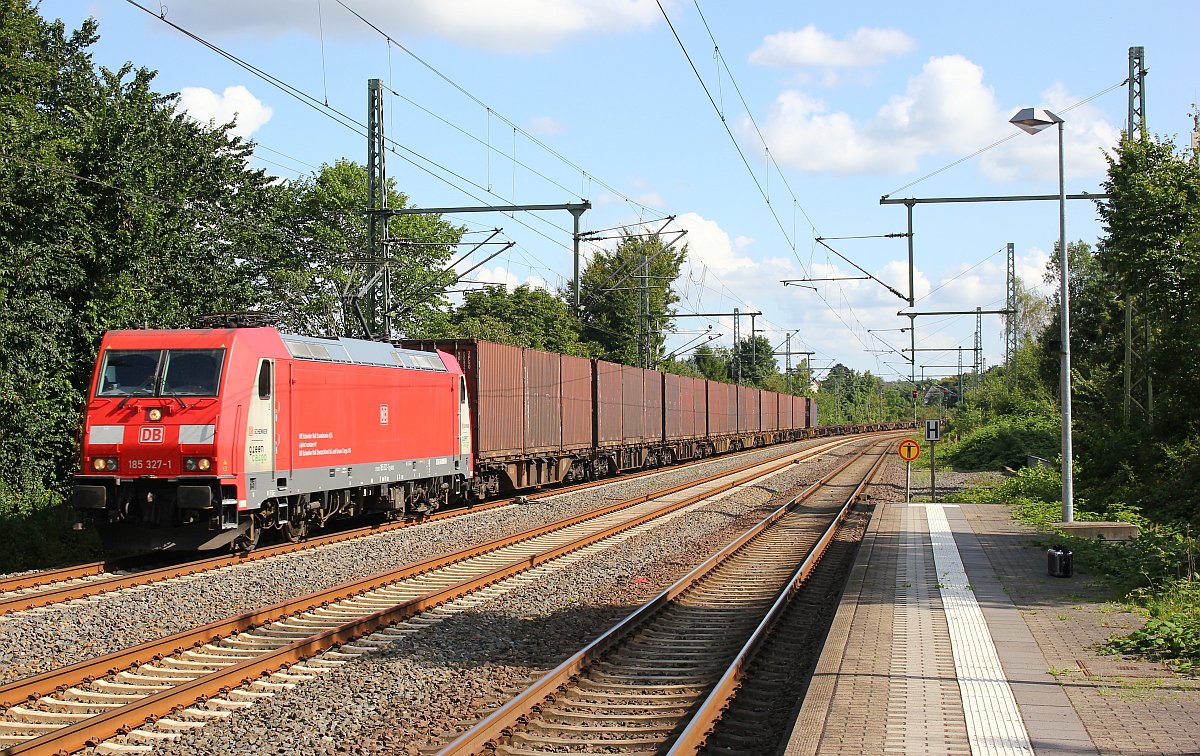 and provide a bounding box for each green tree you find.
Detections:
[1002,276,1051,348]
[688,344,729,382]
[441,284,589,356]
[271,159,463,338]
[730,335,777,386]
[1,5,286,494]
[0,2,304,568]
[1070,129,1200,523]
[576,231,687,366]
